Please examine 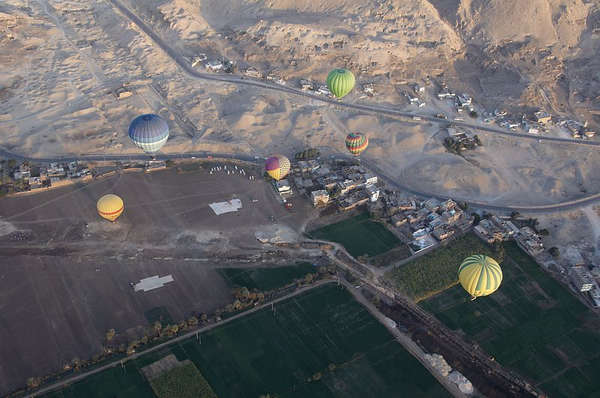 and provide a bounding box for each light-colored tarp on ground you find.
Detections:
[209,199,242,215]
[134,274,174,292]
